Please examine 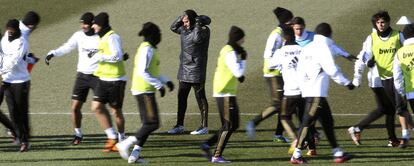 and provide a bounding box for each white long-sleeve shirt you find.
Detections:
[263,27,283,77]
[298,35,351,97]
[131,45,169,95]
[394,38,414,98]
[0,32,30,83]
[269,44,302,96]
[48,30,99,74]
[353,32,404,87]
